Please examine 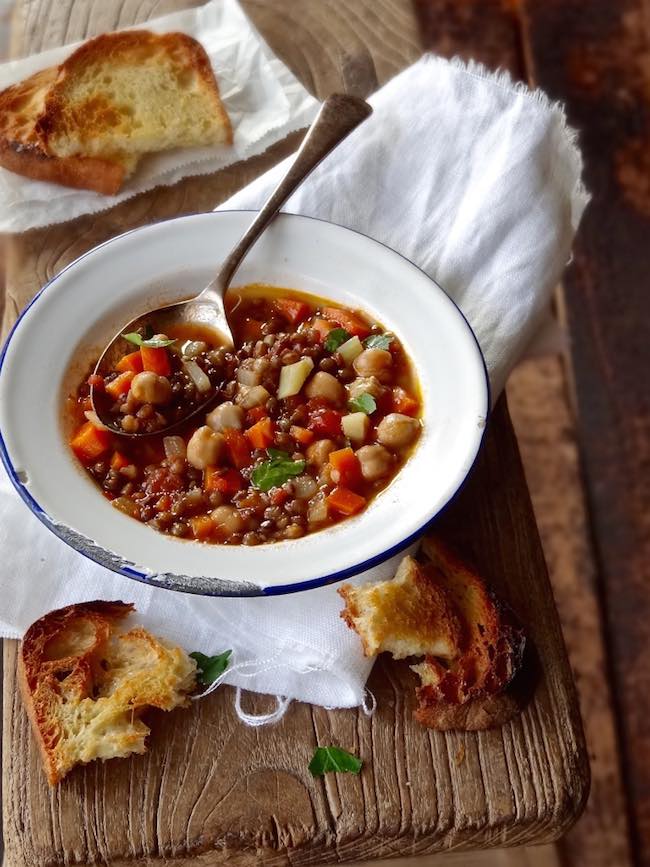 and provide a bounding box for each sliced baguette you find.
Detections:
[37,30,232,162]
[18,601,197,785]
[0,67,130,194]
